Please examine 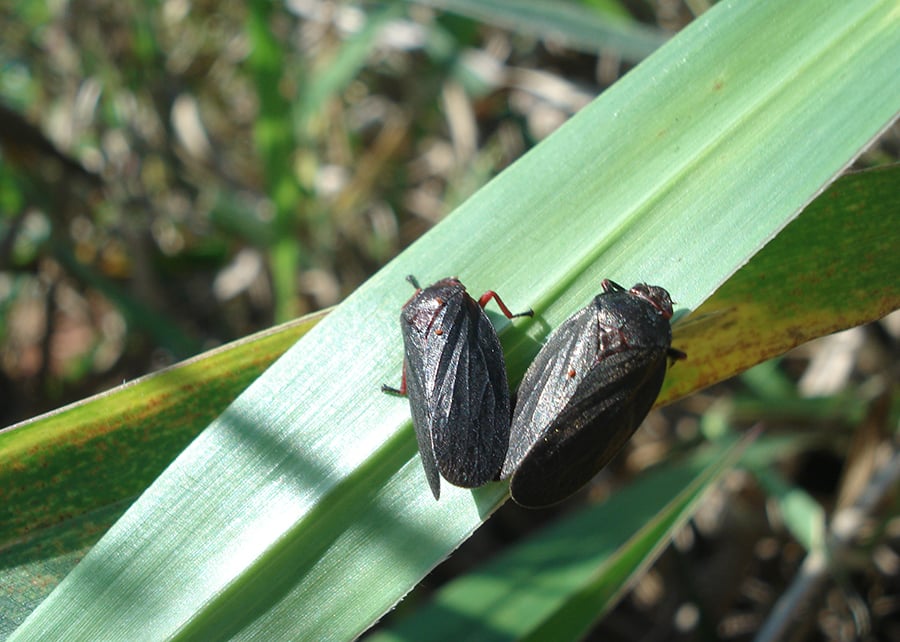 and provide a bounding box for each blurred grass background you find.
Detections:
[0,0,679,423]
[1,1,898,639]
